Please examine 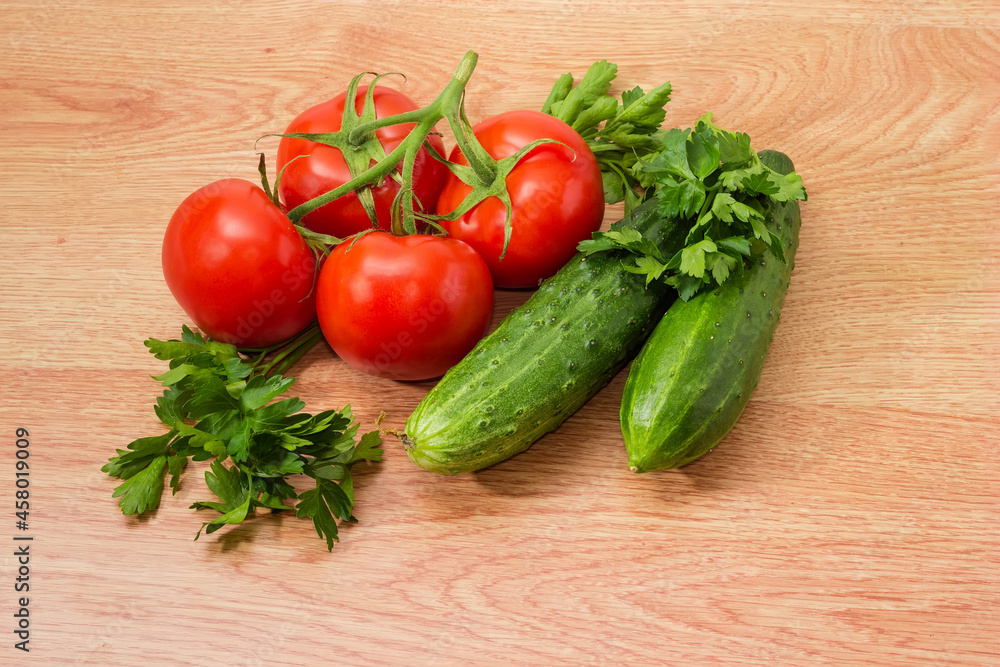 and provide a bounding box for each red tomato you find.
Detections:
[436,109,605,288]
[316,232,493,380]
[162,179,318,348]
[277,86,448,237]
